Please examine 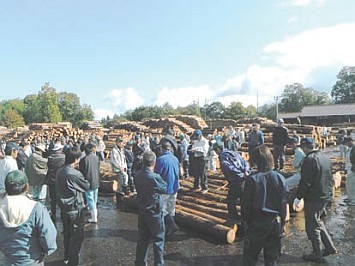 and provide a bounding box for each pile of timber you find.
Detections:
[82,121,103,130]
[113,121,149,132]
[143,117,195,134]
[29,122,72,130]
[174,115,208,130]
